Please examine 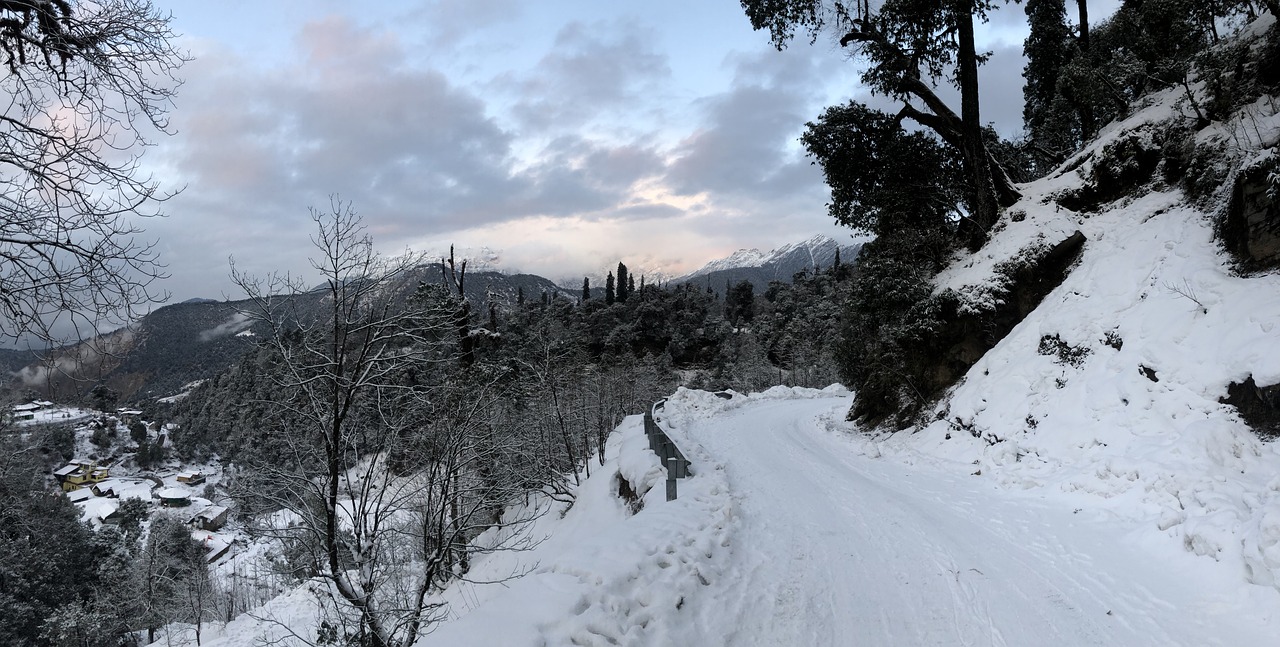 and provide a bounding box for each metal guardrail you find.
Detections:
[644,397,689,501]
